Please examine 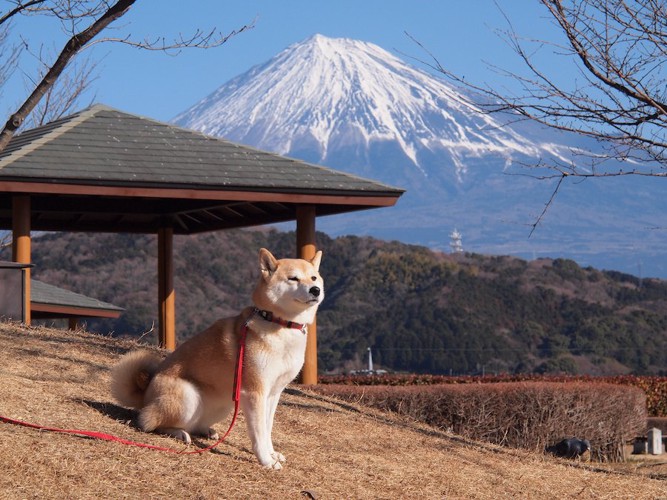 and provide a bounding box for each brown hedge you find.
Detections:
[312,381,646,461]
[319,373,667,417]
